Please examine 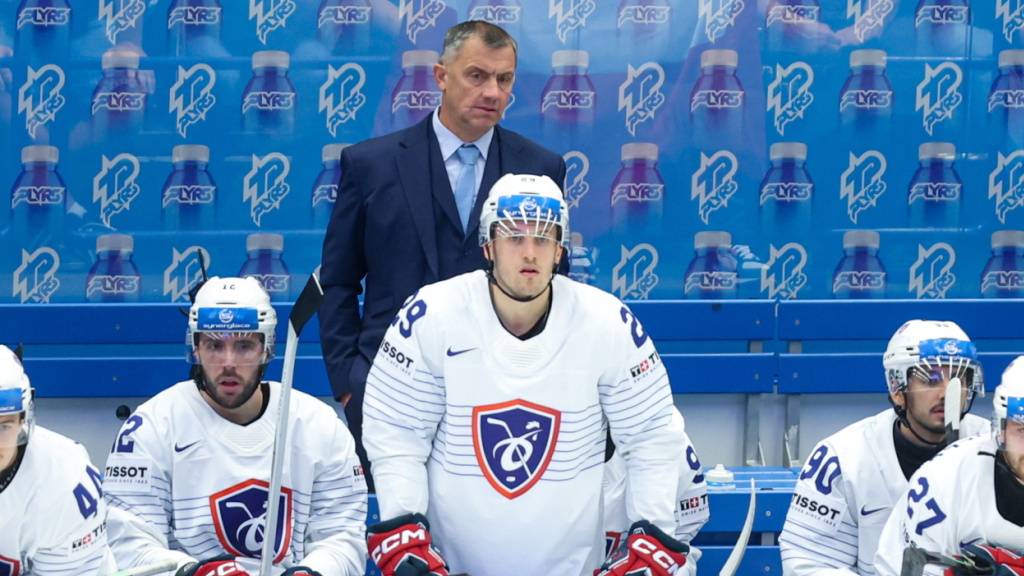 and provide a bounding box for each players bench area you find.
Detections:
[3,298,1023,576]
